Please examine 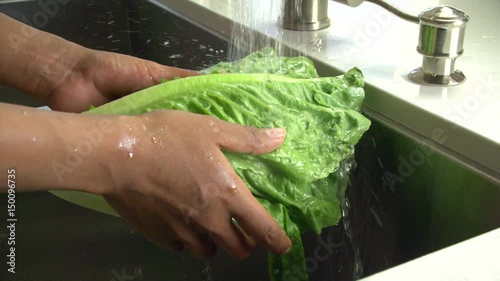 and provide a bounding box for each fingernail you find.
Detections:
[266,128,286,138]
